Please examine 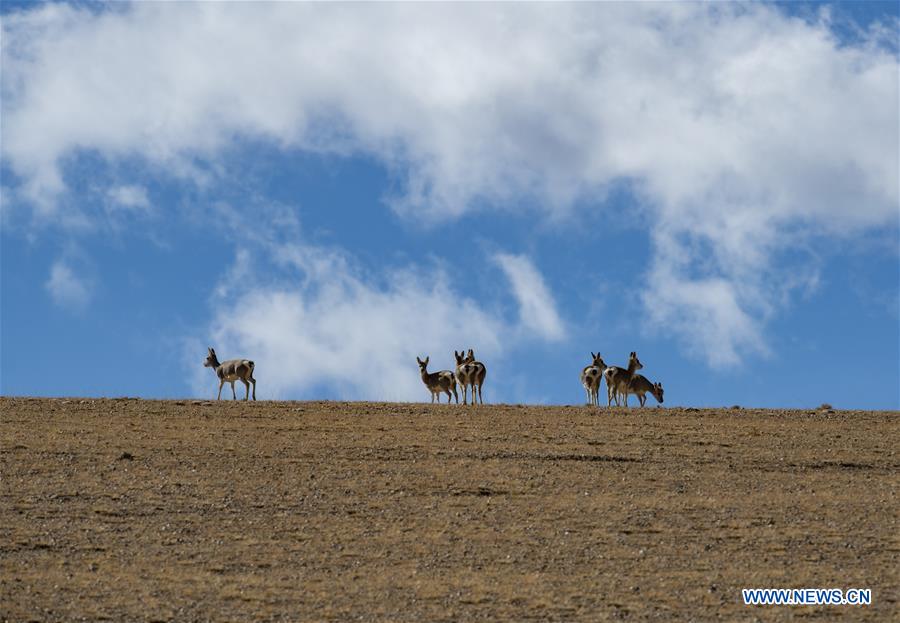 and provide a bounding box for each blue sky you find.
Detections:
[1,1,898,408]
